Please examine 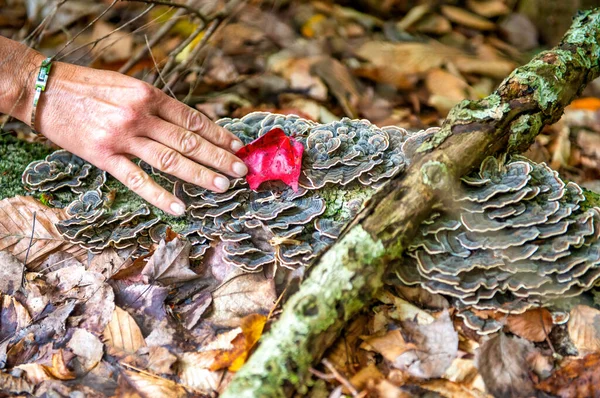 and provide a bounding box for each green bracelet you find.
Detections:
[30,57,52,133]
